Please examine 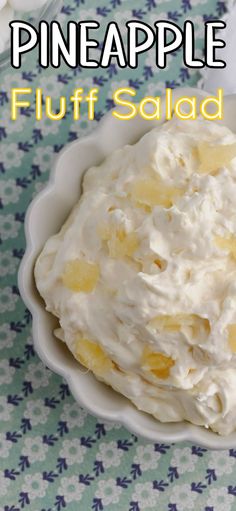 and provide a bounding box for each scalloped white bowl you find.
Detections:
[18,88,236,448]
